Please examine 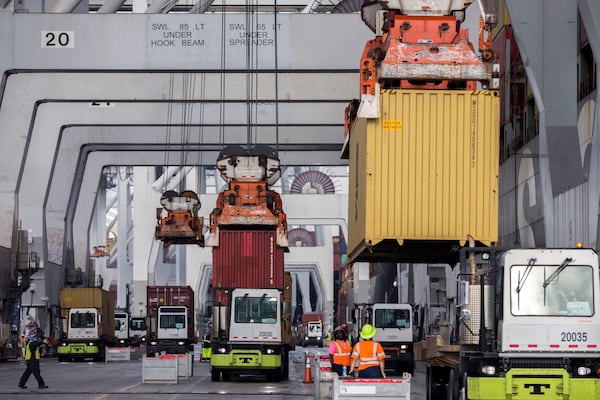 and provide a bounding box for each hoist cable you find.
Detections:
[162,73,177,192]
[219,3,227,150]
[273,0,280,154]
[245,0,254,147]
[195,73,206,169]
[181,73,196,169]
